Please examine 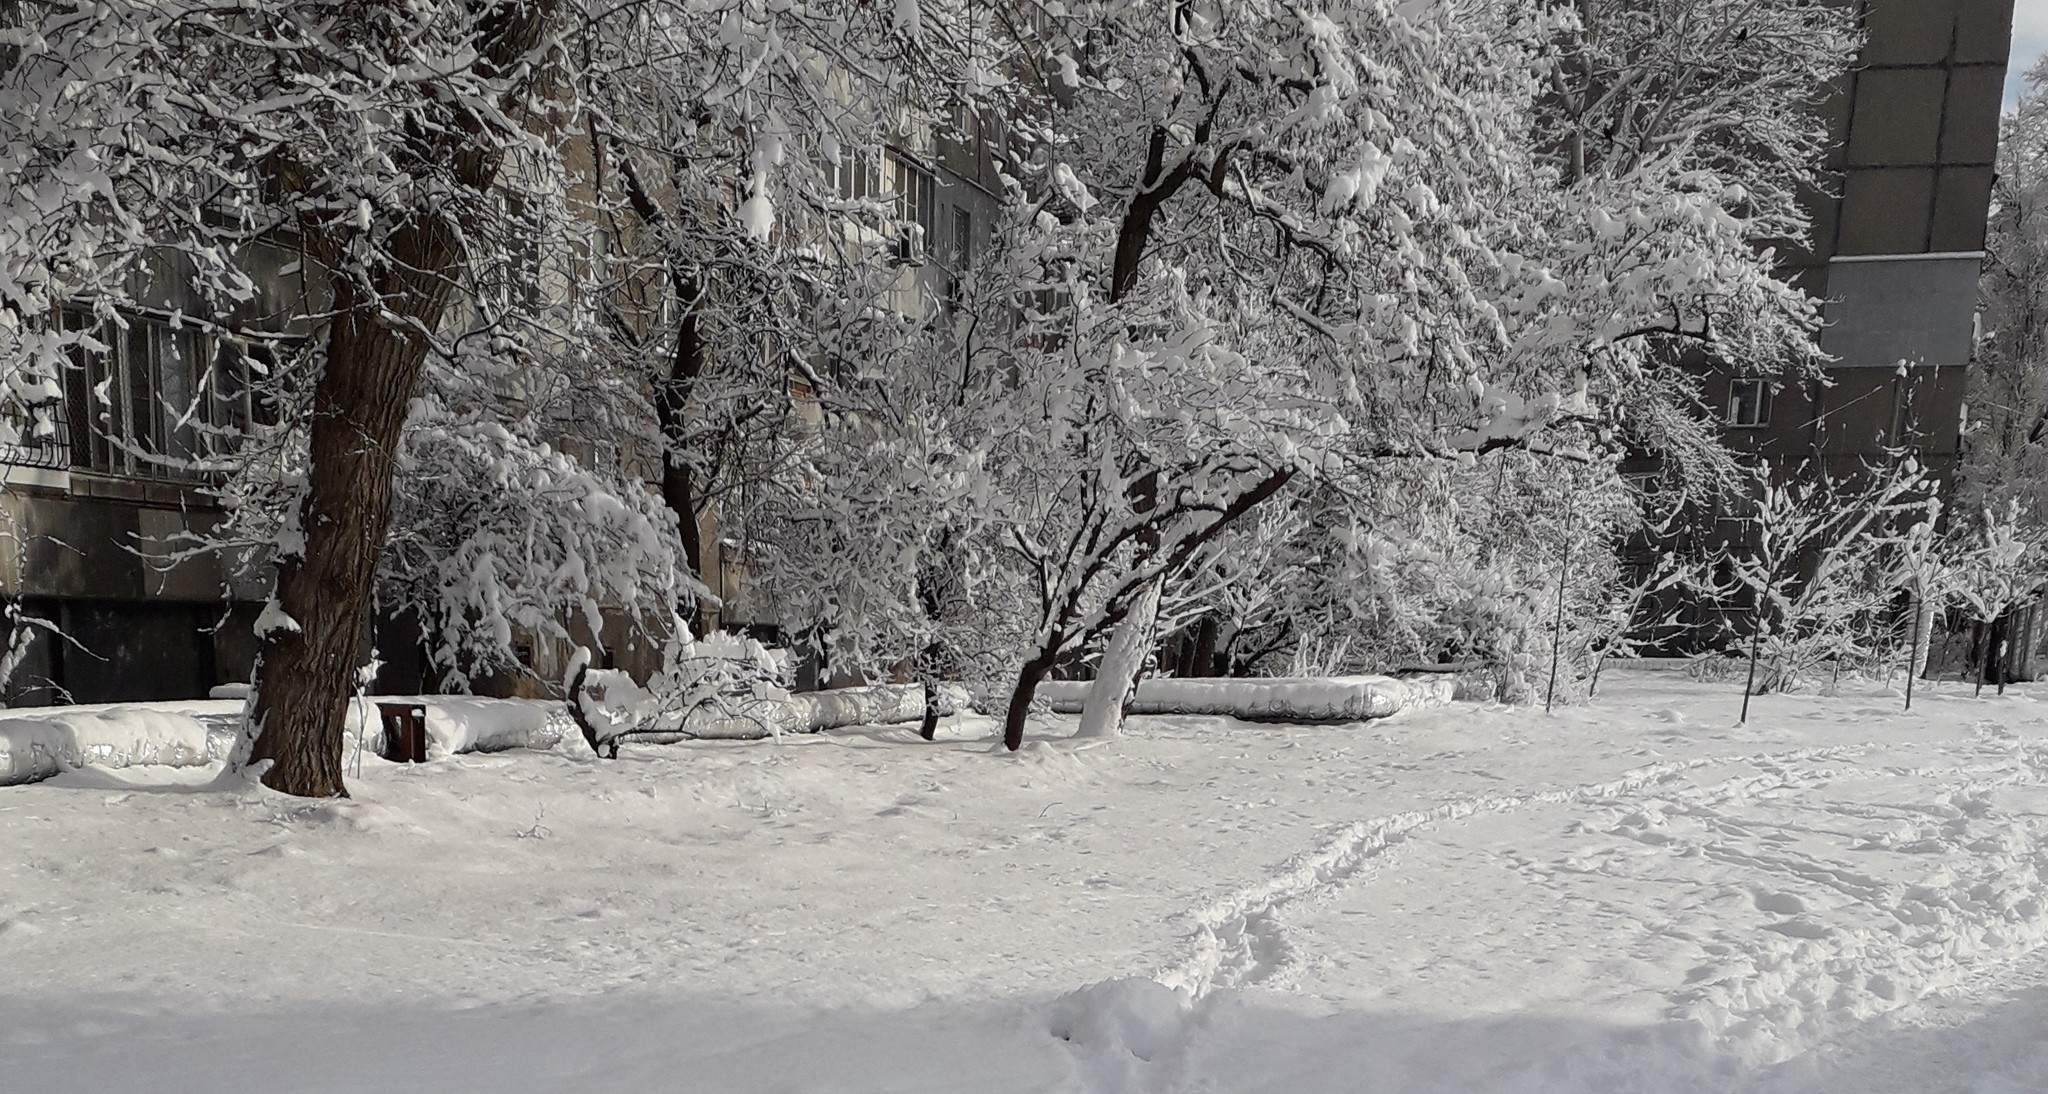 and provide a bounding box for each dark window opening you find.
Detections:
[1727,379,1771,428]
